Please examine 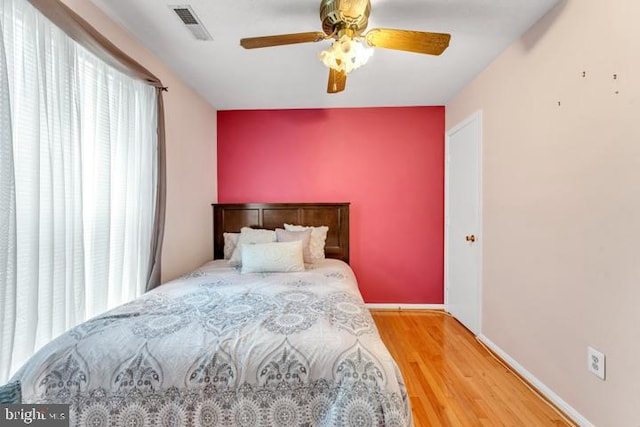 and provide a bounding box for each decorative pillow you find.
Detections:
[223,232,240,260]
[275,228,312,263]
[229,227,277,266]
[284,224,329,263]
[241,241,304,273]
